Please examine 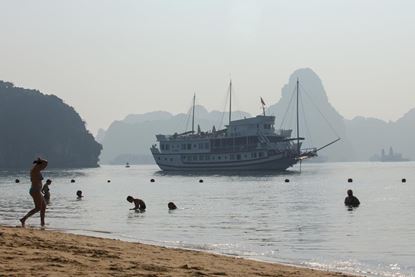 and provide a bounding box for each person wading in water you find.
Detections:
[20,158,48,227]
[126,196,146,212]
[344,189,360,208]
[42,179,52,204]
